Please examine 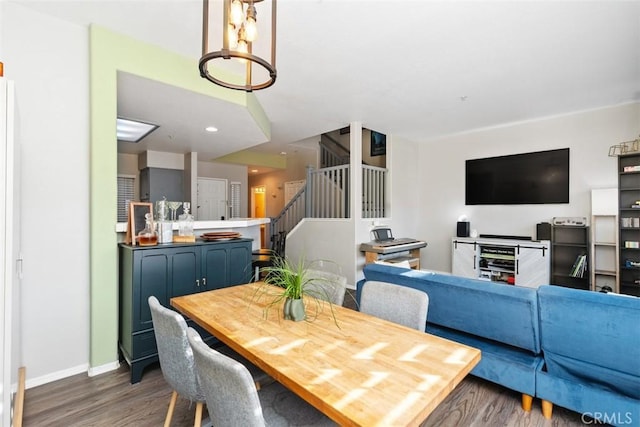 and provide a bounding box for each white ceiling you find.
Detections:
[17,0,640,165]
